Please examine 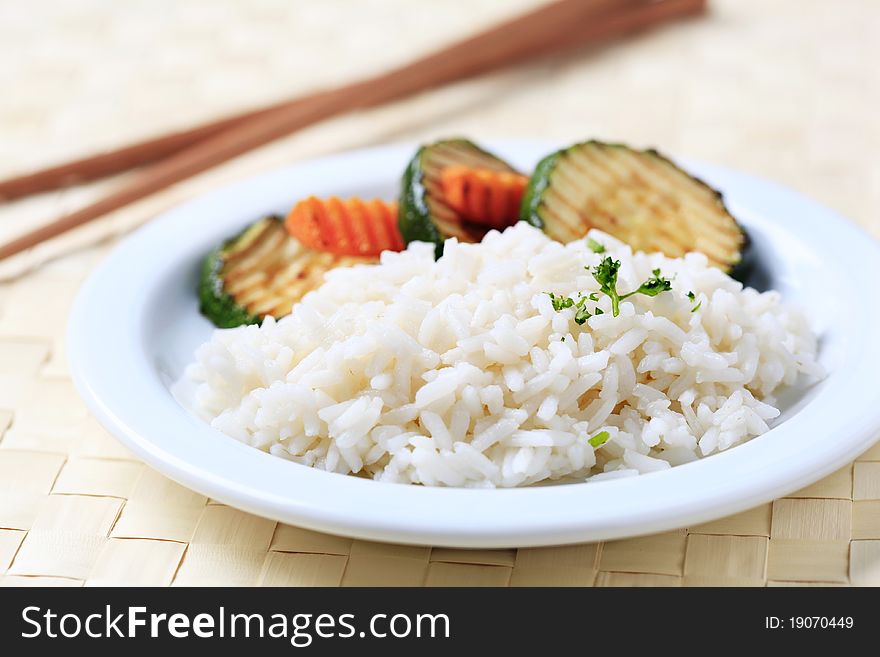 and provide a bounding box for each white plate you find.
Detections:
[68,141,880,548]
